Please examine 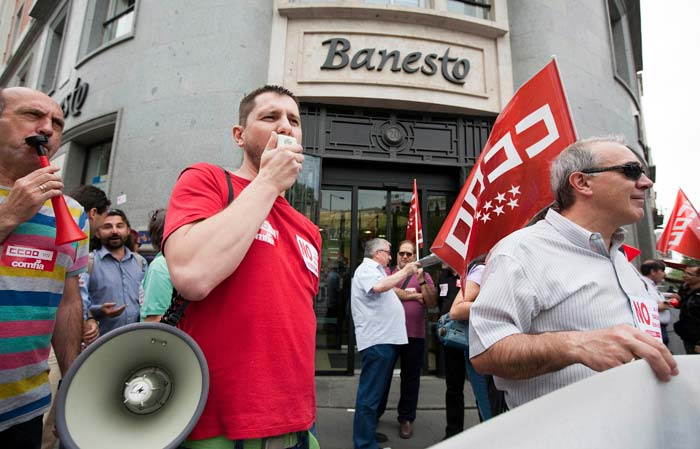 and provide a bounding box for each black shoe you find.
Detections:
[375,432,389,443]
